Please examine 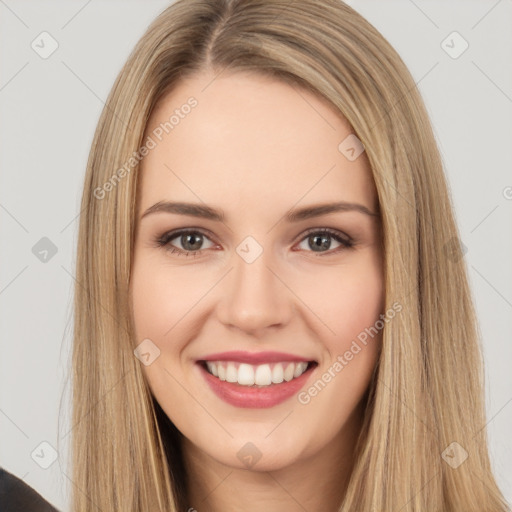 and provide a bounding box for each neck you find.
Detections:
[182,401,364,512]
